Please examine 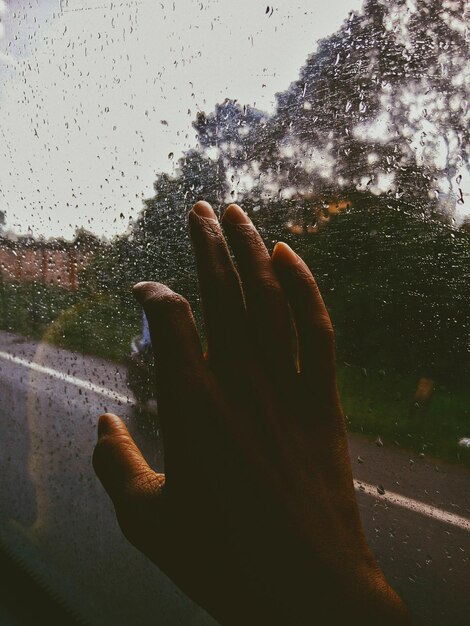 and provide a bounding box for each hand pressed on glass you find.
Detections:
[93,201,412,625]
